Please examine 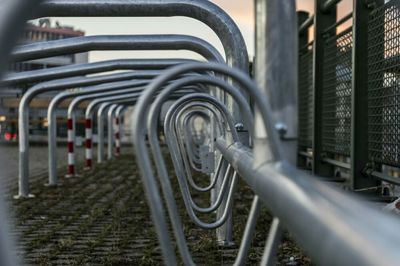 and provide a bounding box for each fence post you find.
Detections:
[313,0,336,177]
[297,11,310,169]
[350,0,380,190]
